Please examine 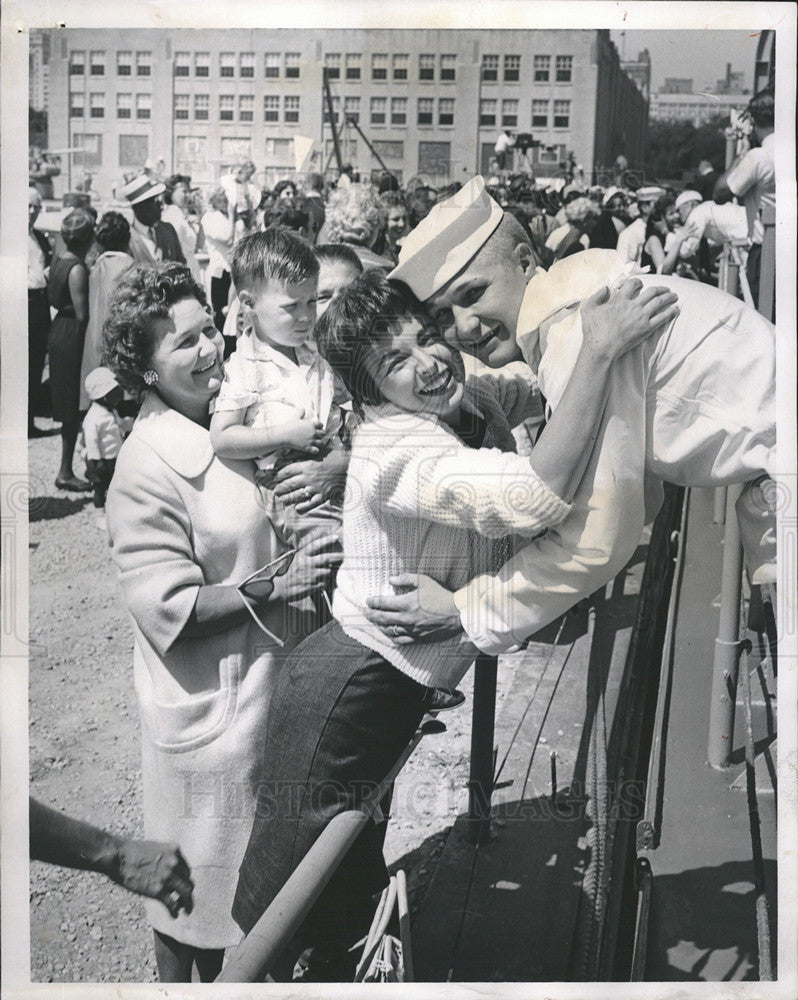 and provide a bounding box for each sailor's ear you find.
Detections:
[513,241,535,277]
